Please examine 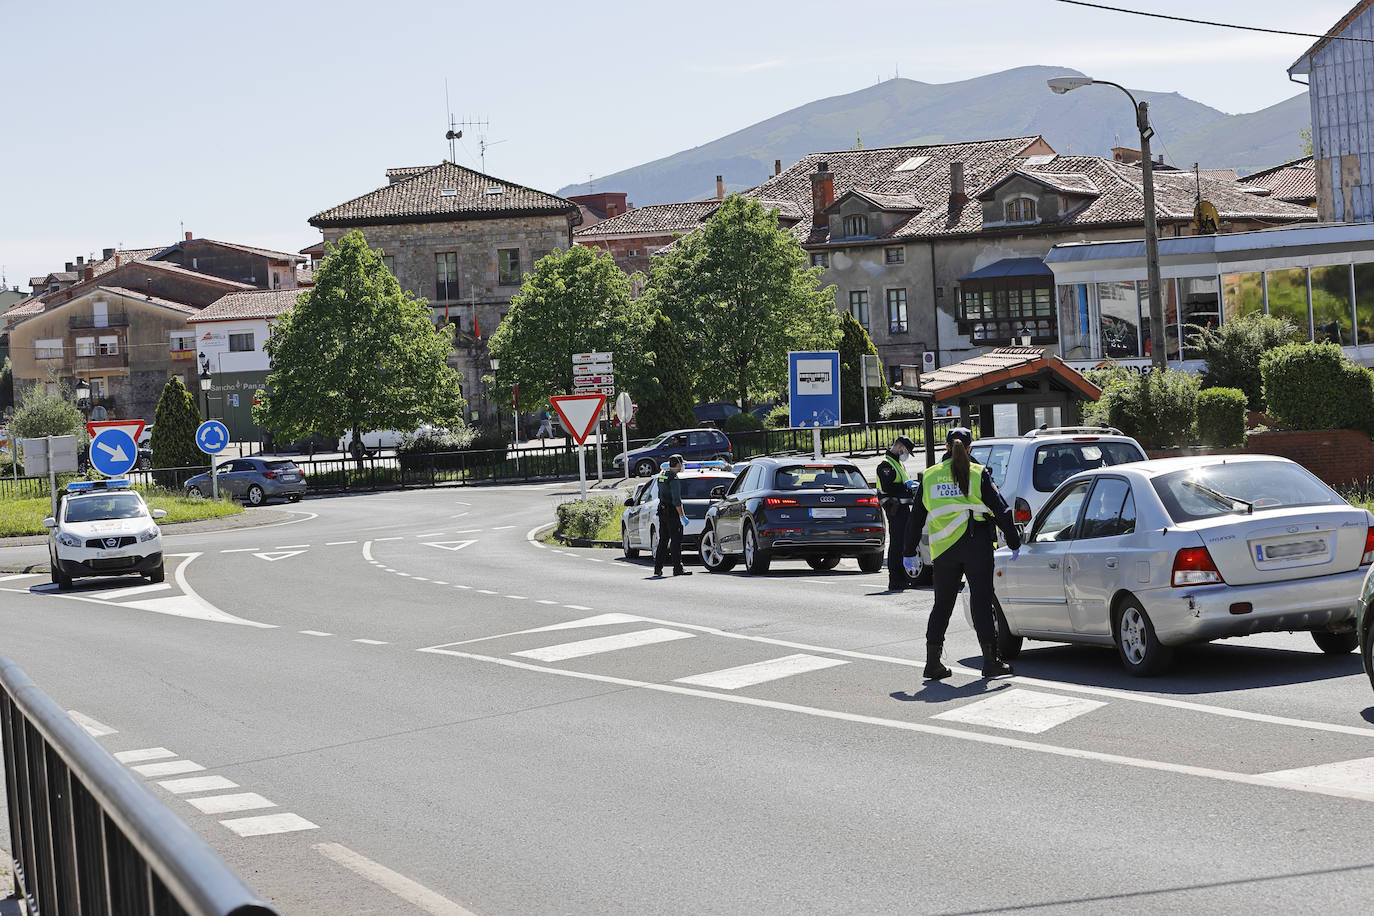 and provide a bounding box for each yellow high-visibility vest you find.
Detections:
[922,460,991,559]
